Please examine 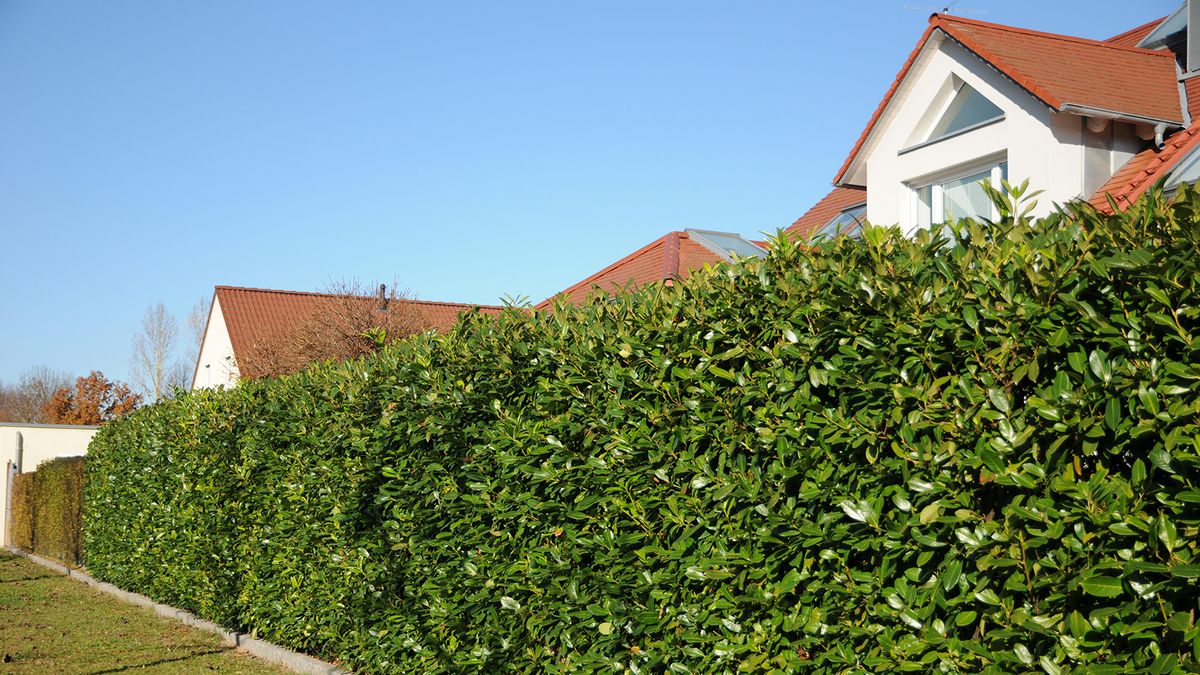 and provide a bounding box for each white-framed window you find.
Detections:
[926,82,1004,144]
[902,77,1006,153]
[911,161,1008,232]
